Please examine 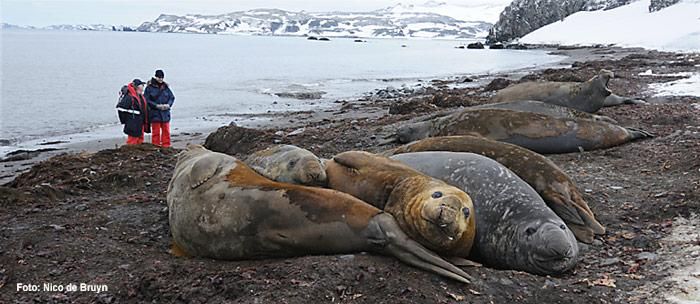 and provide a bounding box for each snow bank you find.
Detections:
[648,73,700,96]
[520,0,700,52]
